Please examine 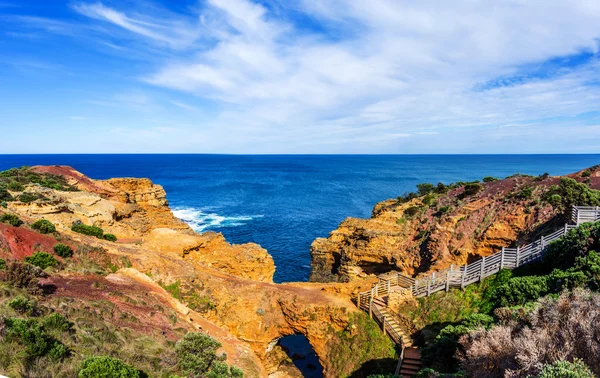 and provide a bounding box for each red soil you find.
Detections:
[0,223,62,260]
